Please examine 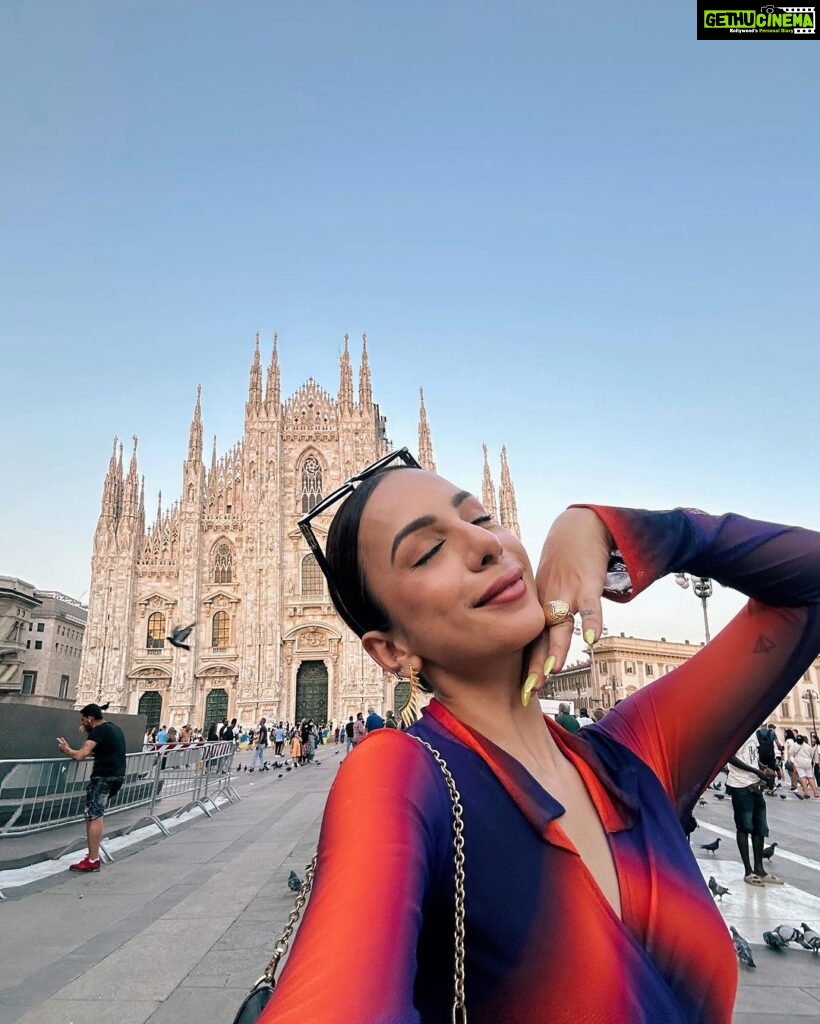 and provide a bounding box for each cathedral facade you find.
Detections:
[75,335,519,731]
